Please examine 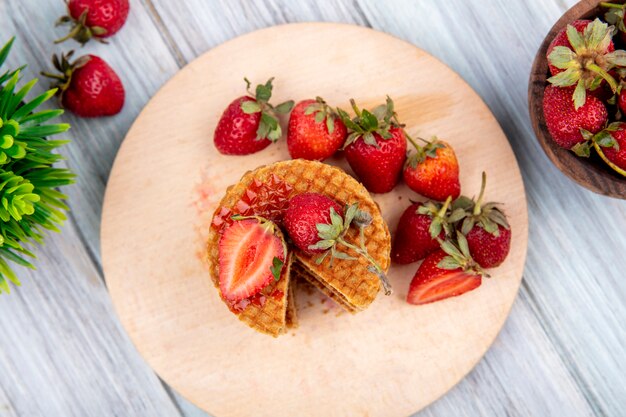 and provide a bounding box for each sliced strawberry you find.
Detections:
[407,233,484,305]
[218,218,286,302]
